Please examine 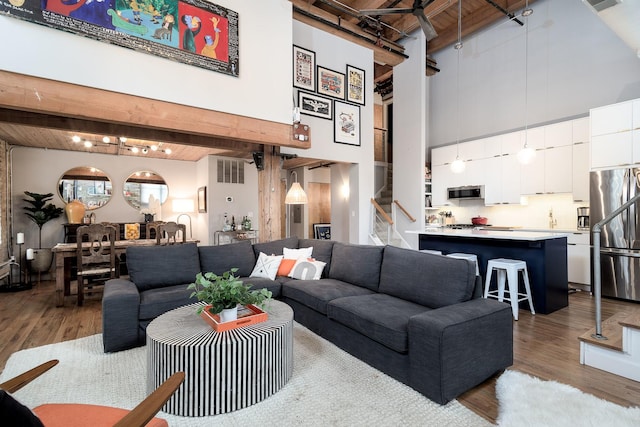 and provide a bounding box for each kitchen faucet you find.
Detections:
[548,209,557,229]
